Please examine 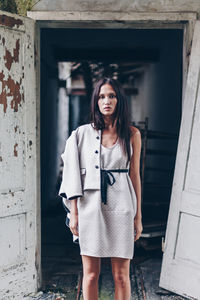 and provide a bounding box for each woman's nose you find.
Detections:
[104,96,111,104]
